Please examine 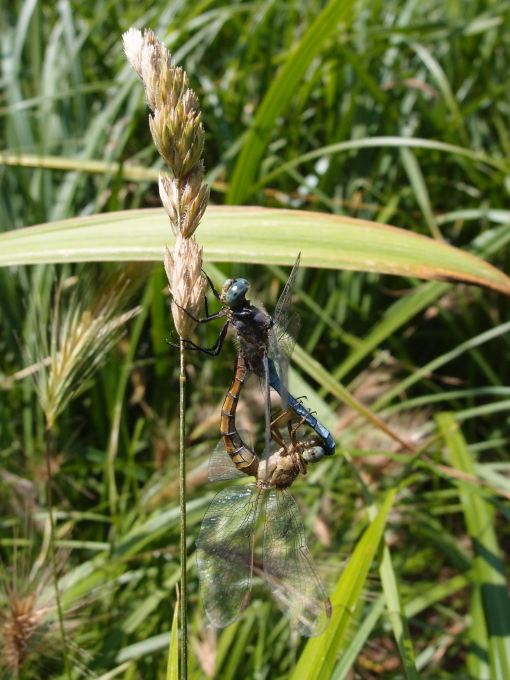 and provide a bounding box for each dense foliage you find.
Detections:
[1,0,510,678]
